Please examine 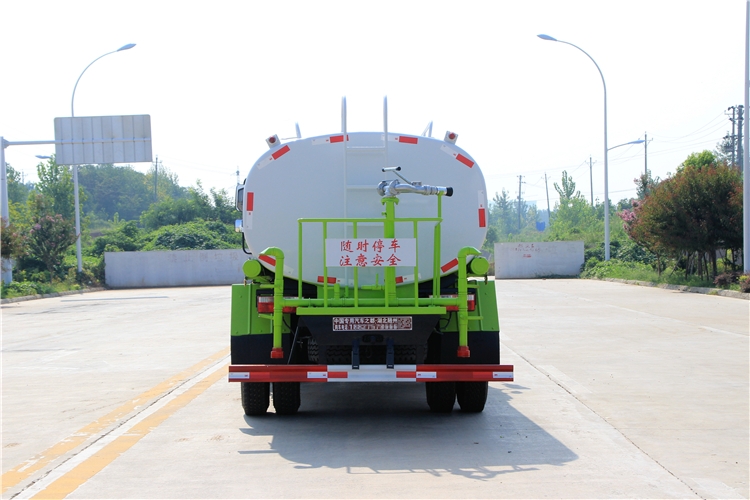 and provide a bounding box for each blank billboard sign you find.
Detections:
[54,115,152,165]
